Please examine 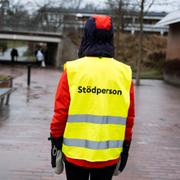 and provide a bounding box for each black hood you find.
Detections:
[78,15,114,58]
